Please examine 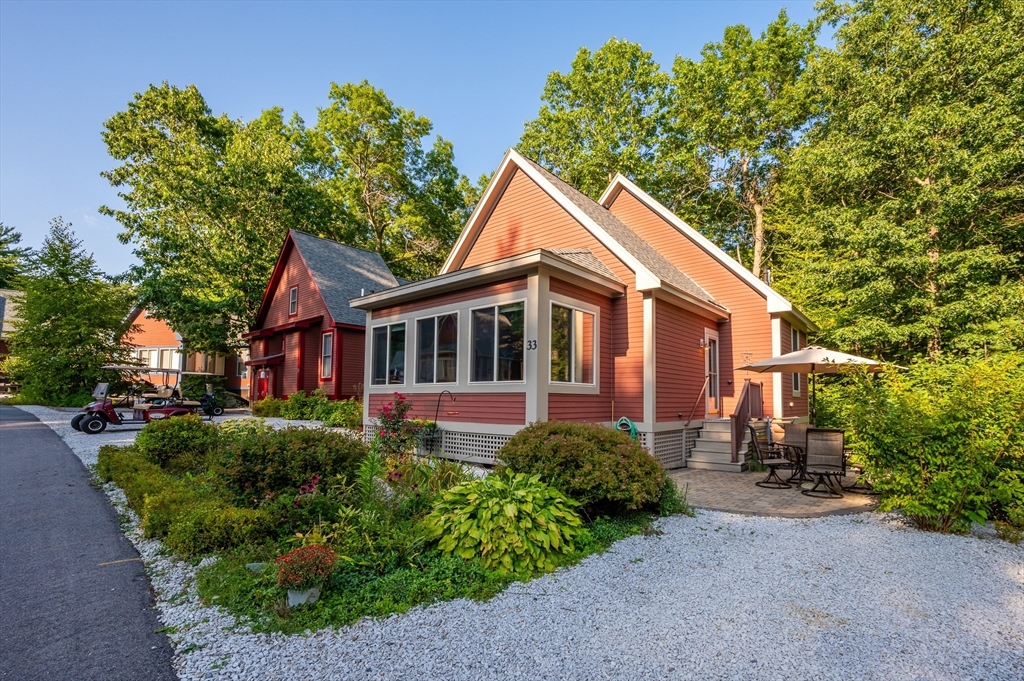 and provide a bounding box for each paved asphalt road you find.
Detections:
[0,406,178,681]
